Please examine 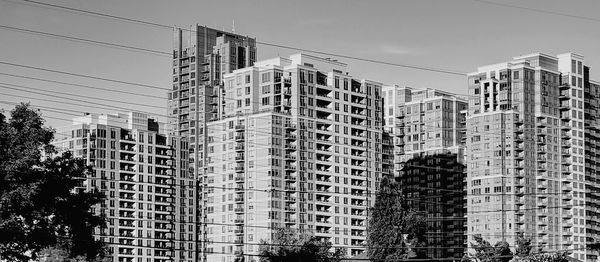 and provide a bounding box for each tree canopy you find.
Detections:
[468,235,513,262]
[515,233,533,257]
[0,104,106,261]
[366,176,427,261]
[466,235,568,262]
[258,228,345,262]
